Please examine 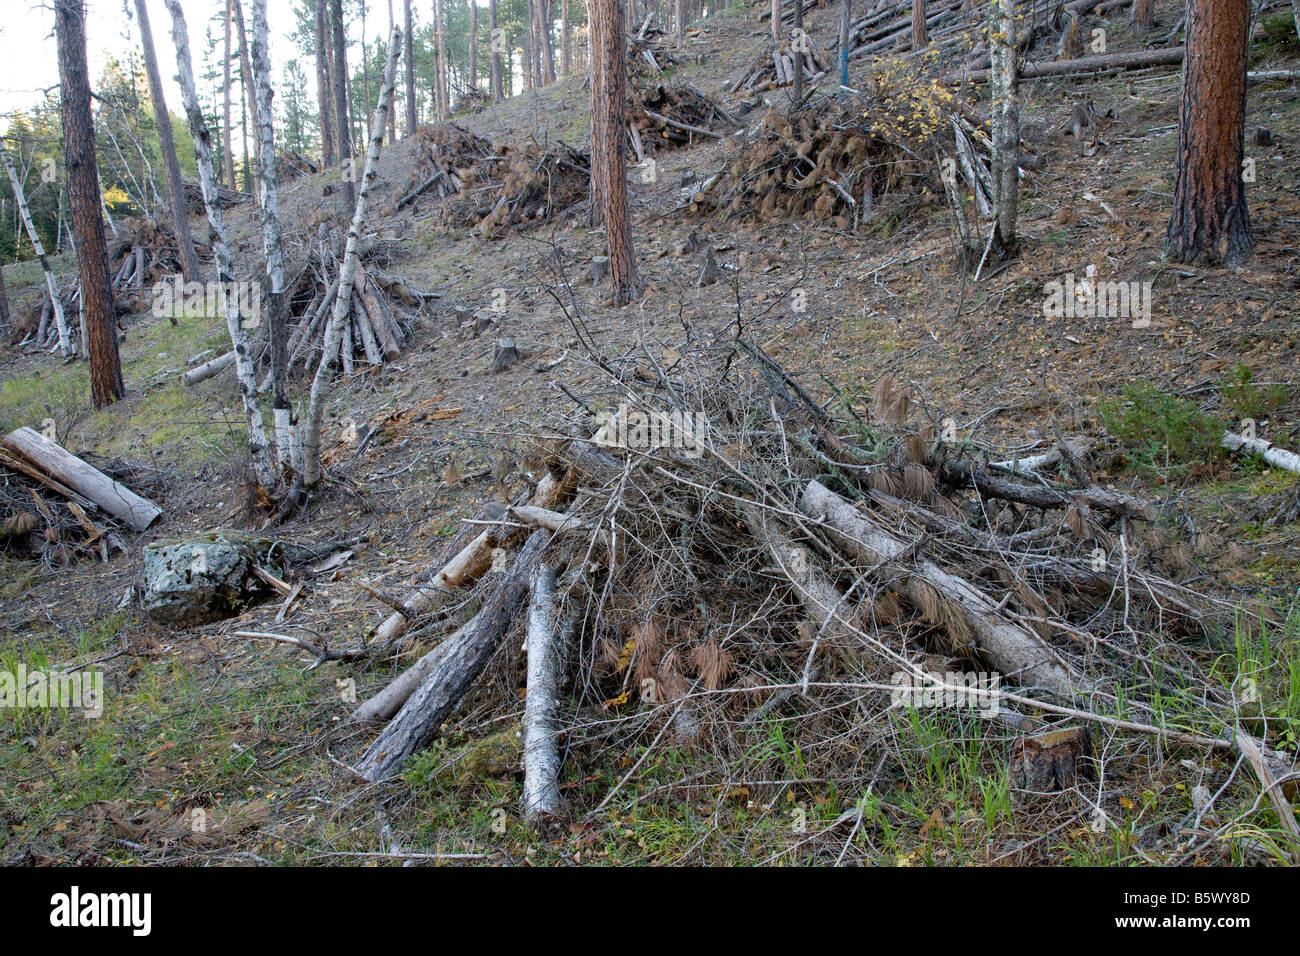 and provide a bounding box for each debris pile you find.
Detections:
[630,84,738,154]
[395,123,496,209]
